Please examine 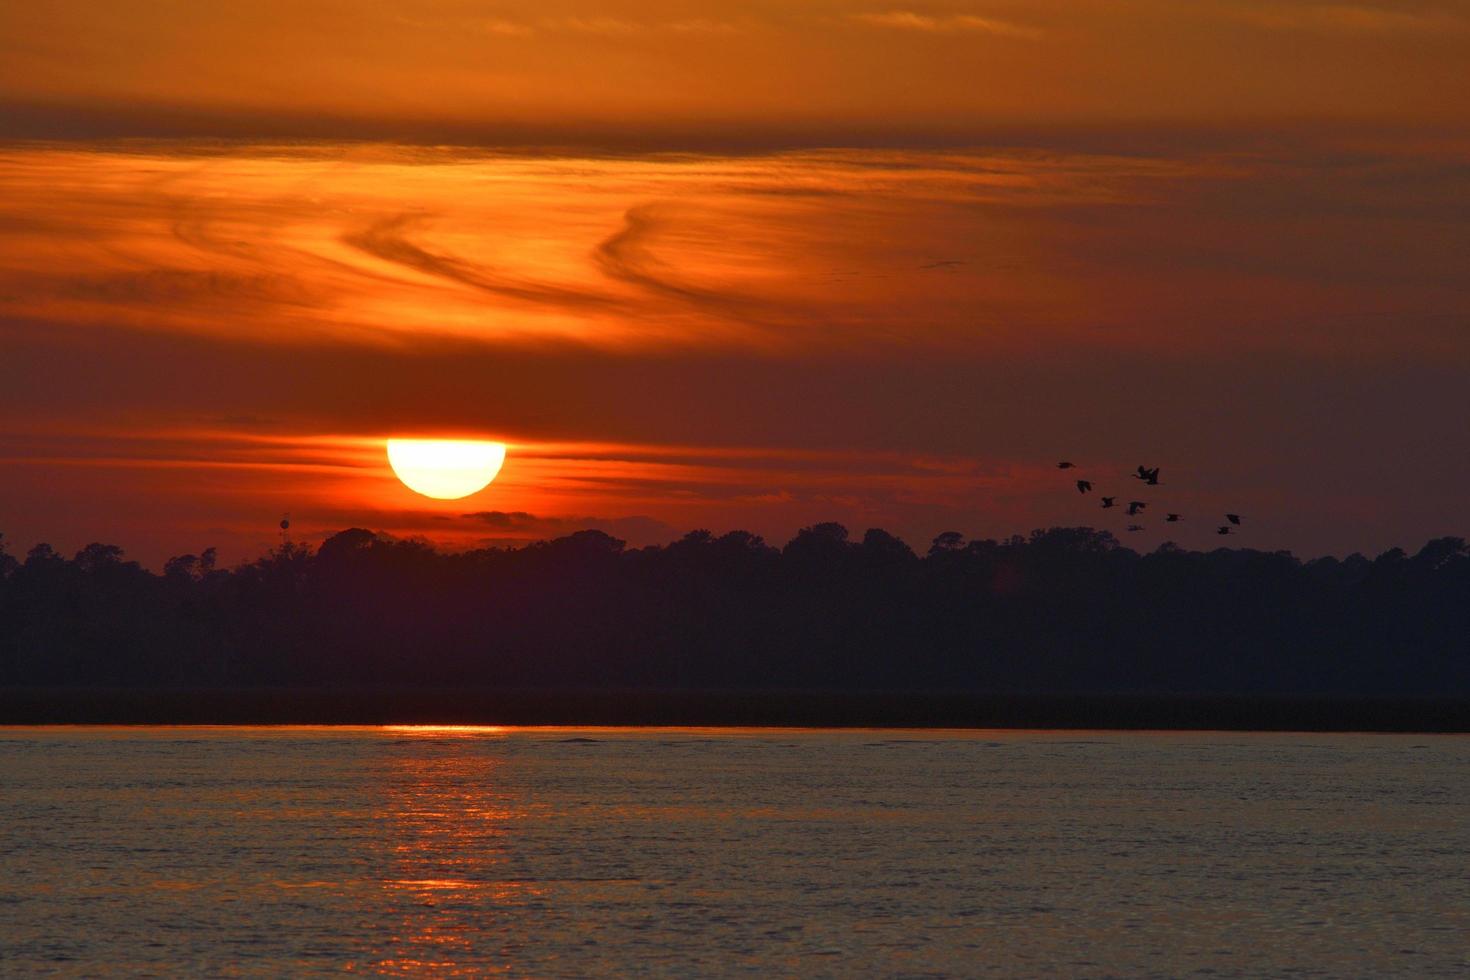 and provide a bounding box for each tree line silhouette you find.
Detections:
[1,525,1467,694]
